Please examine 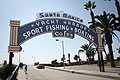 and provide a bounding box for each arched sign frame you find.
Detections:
[8,12,104,52]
